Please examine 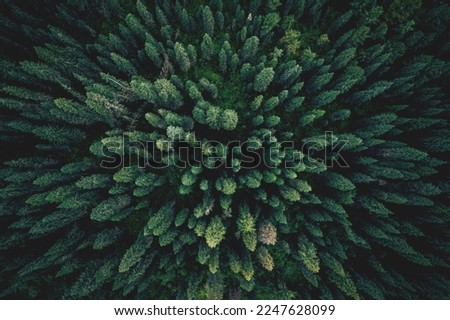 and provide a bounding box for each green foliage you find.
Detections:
[0,0,448,300]
[261,13,280,37]
[215,177,237,195]
[76,174,111,190]
[32,125,85,144]
[253,67,275,92]
[222,109,238,130]
[200,33,213,61]
[257,246,274,271]
[110,52,136,76]
[174,42,191,73]
[144,201,175,237]
[202,6,215,36]
[93,228,122,250]
[205,217,226,248]
[241,36,259,62]
[280,29,302,56]
[298,238,320,273]
[119,233,153,273]
[91,195,131,222]
[131,77,183,109]
[385,0,422,24]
